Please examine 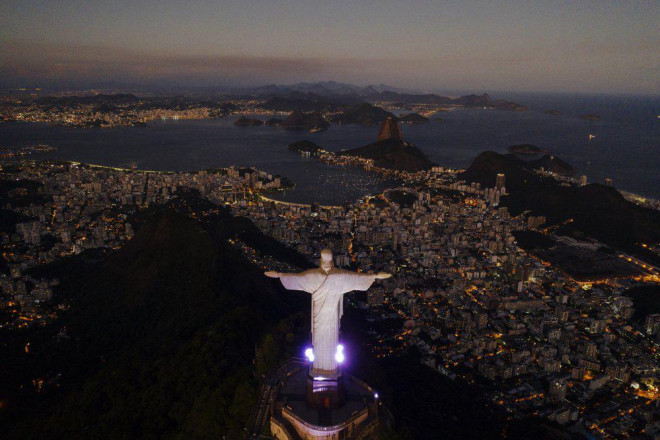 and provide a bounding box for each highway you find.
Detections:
[258,195,342,210]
